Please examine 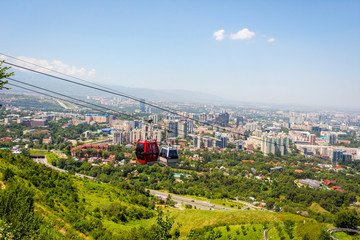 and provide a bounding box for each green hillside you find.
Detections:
[0,150,354,239]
